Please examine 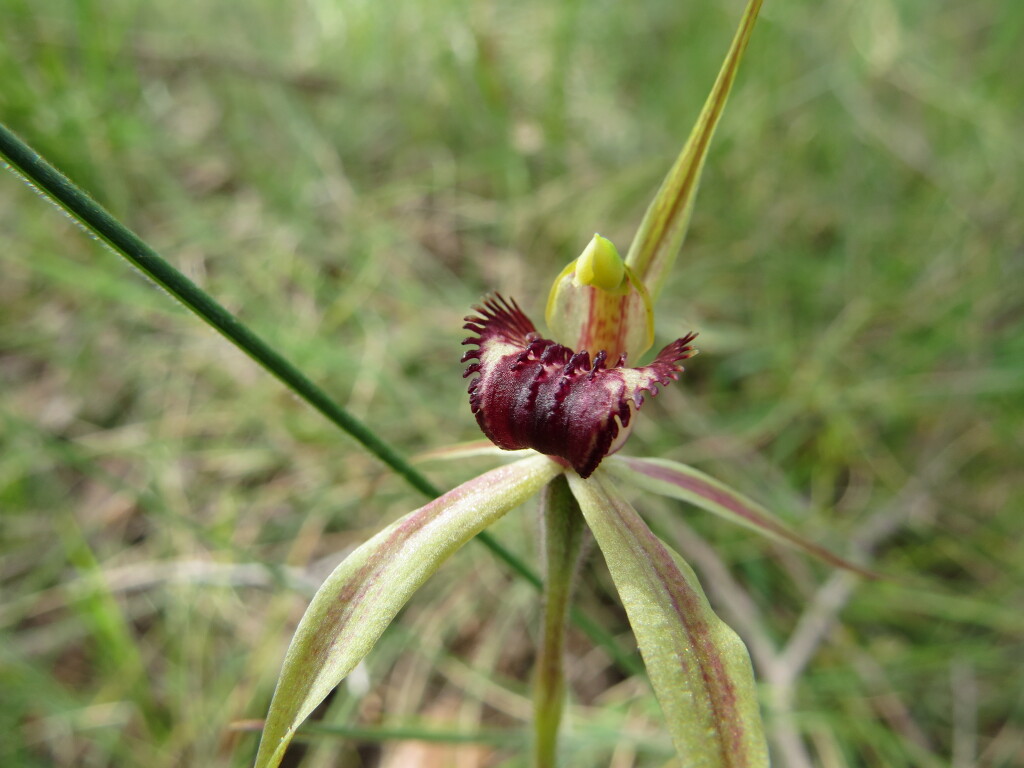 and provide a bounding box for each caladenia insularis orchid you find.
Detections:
[253,1,869,767]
